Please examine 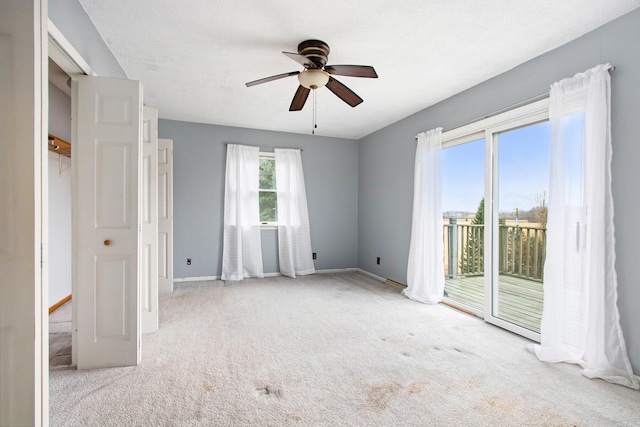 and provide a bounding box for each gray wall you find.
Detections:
[357,9,640,373]
[158,120,358,279]
[49,0,127,79]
